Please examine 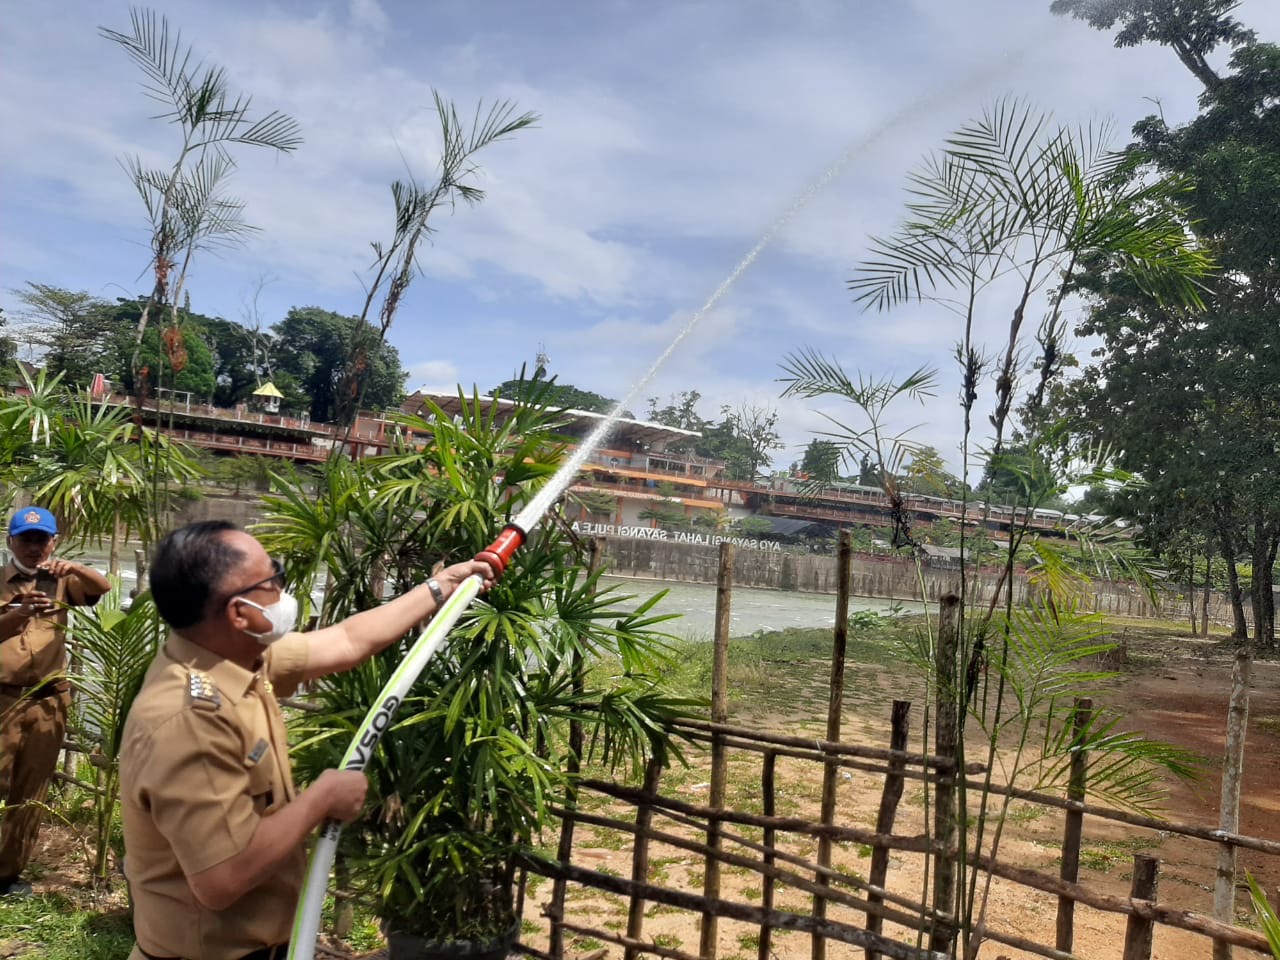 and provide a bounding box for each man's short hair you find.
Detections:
[150,521,245,629]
